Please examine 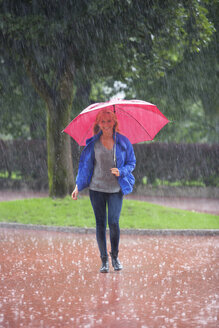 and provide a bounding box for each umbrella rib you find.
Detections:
[116,107,153,140]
